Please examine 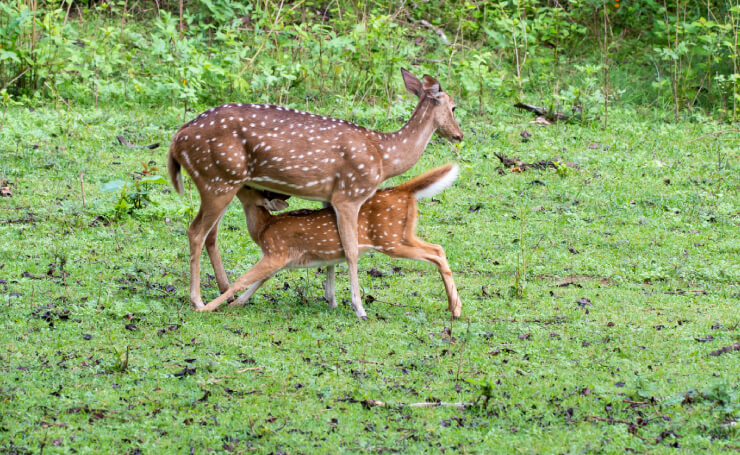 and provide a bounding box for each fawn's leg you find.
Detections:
[188,191,236,308]
[198,256,287,312]
[231,279,267,306]
[331,200,366,319]
[321,201,337,309]
[385,241,462,318]
[322,266,337,308]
